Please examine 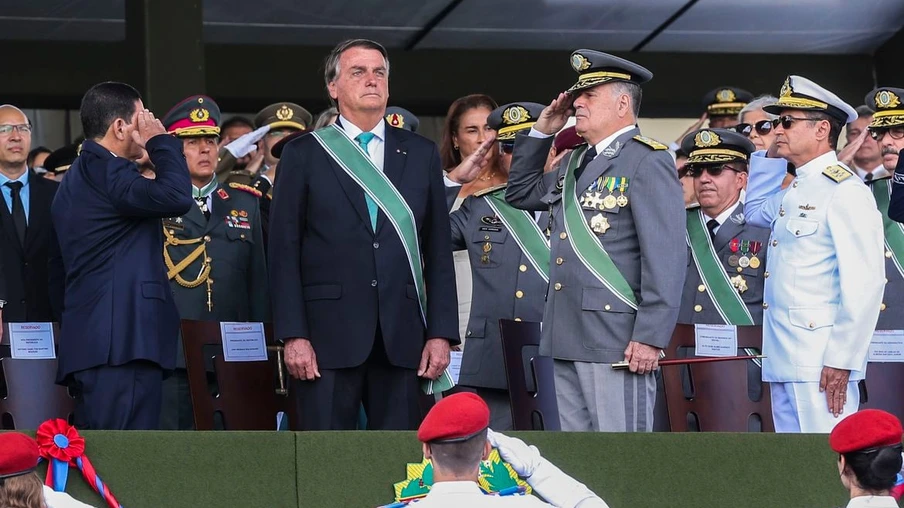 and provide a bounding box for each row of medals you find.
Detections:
[728,239,762,270]
[581,190,628,211]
